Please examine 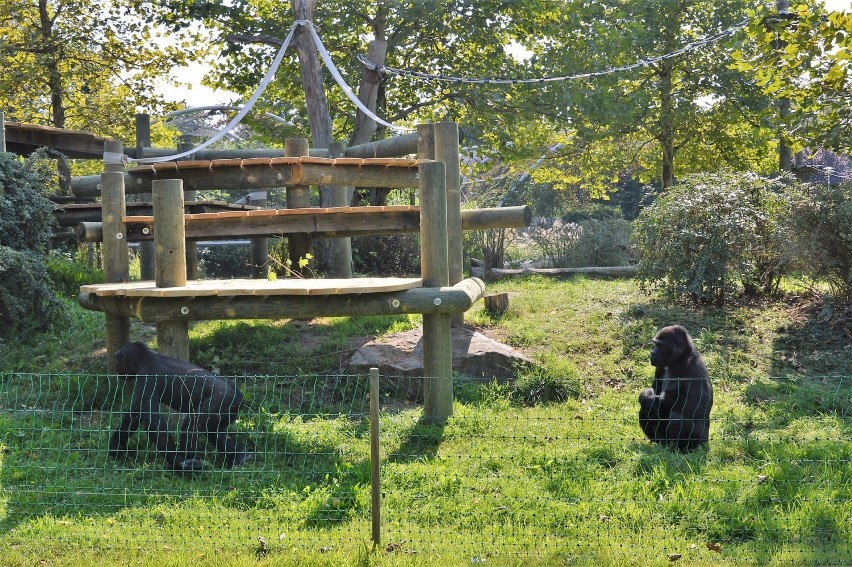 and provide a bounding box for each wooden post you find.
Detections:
[433,122,464,326]
[153,179,189,360]
[135,113,155,281]
[250,191,270,279]
[177,139,198,280]
[325,141,353,278]
[0,110,6,152]
[369,367,381,548]
[418,153,452,422]
[285,137,313,277]
[102,139,130,372]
